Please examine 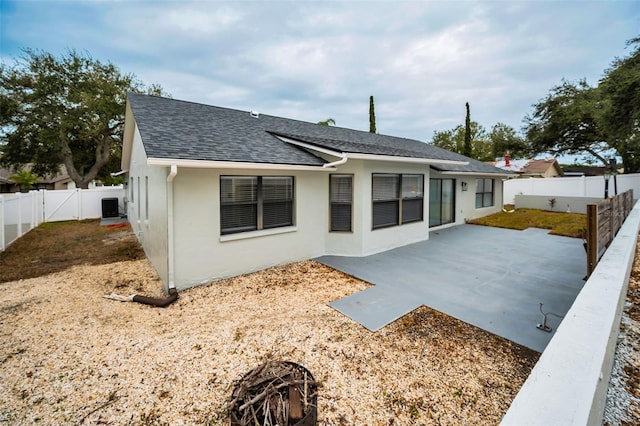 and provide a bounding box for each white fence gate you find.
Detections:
[0,186,125,252]
[503,173,640,204]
